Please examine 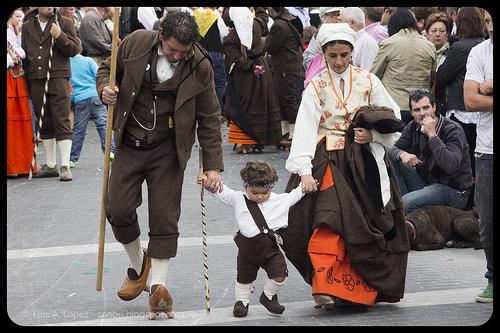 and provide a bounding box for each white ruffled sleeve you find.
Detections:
[285,82,322,176]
